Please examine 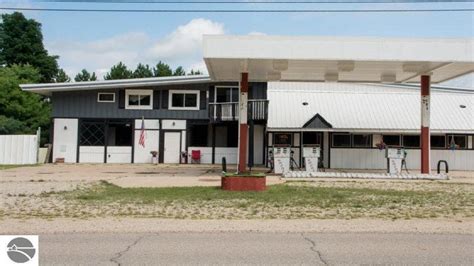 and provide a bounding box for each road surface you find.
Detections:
[38,232,473,265]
